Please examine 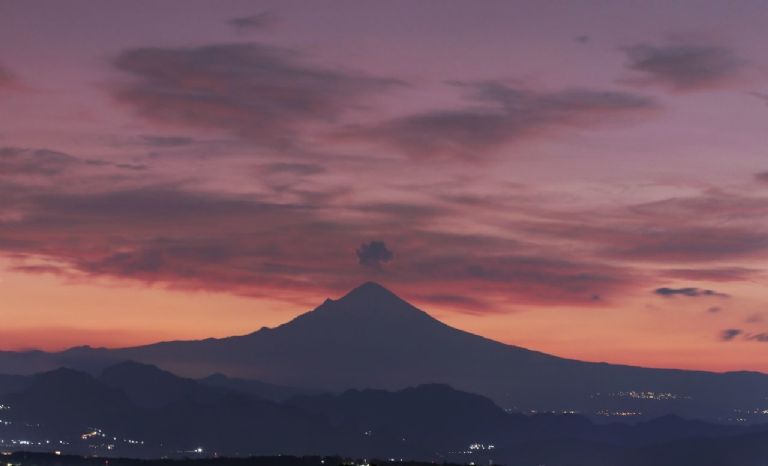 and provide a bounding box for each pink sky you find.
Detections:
[1,0,768,371]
